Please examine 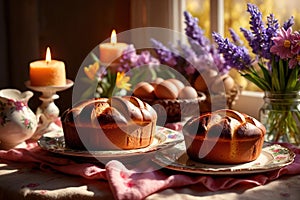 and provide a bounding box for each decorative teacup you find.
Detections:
[0,89,38,149]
